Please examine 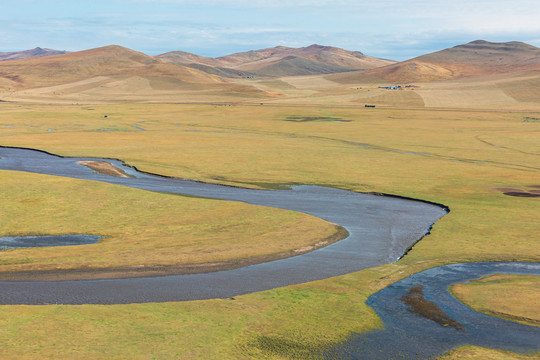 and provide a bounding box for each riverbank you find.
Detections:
[0,226,348,281]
